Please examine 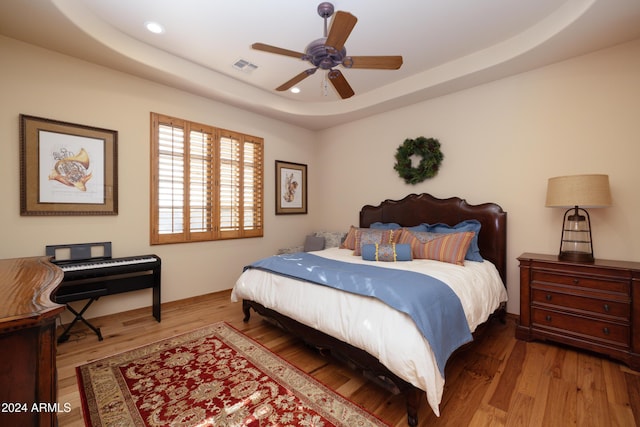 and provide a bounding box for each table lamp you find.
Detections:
[545,174,611,263]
